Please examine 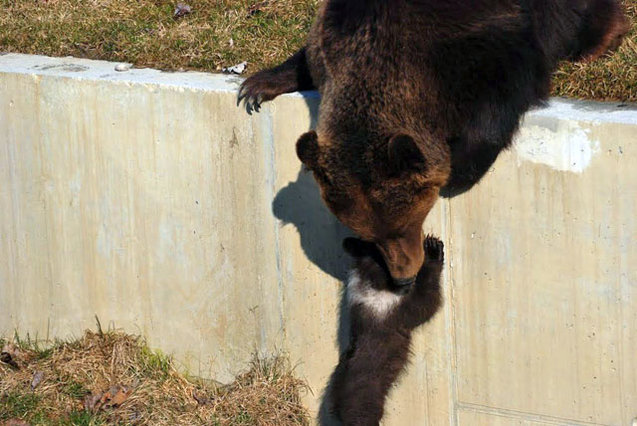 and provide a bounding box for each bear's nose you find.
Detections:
[393,276,416,287]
